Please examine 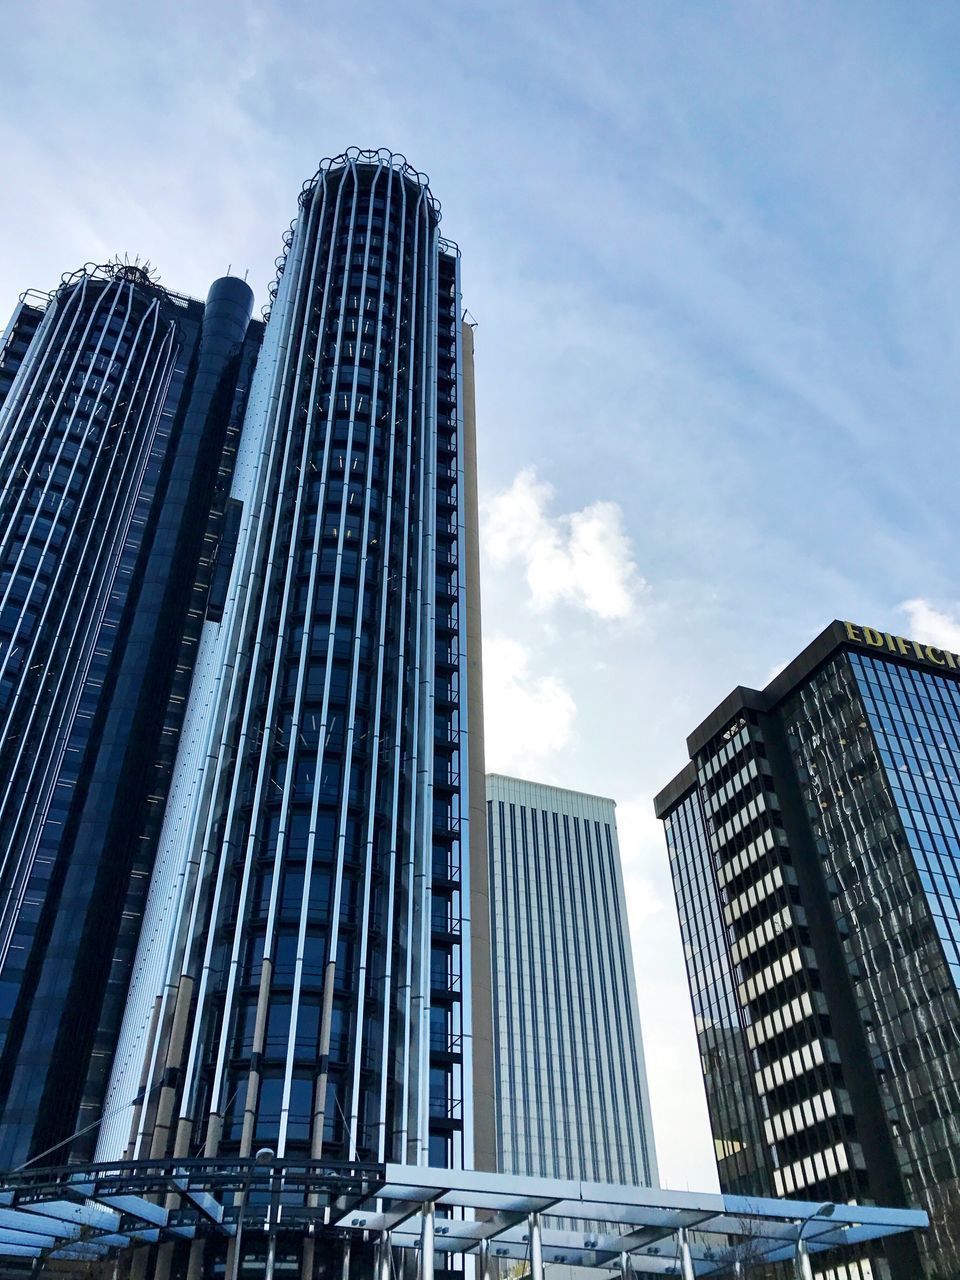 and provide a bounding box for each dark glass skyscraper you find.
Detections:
[95,149,491,1275]
[656,619,960,1280]
[0,262,261,1169]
